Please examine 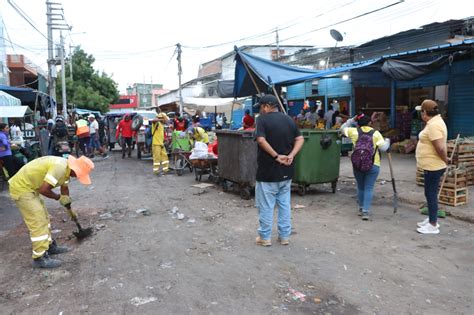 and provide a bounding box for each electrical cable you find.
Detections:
[7,0,49,41]
[183,0,358,50]
[272,0,405,45]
